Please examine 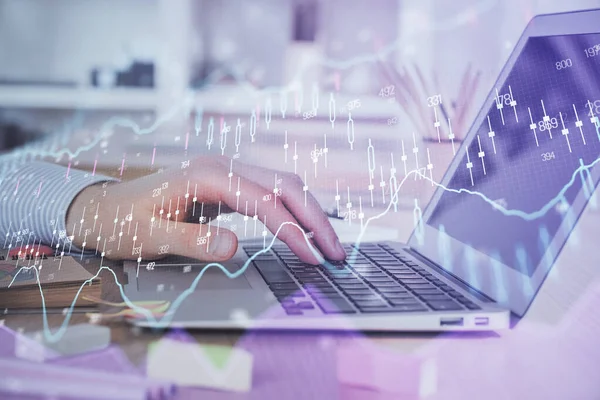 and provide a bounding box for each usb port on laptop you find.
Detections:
[440,317,464,327]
